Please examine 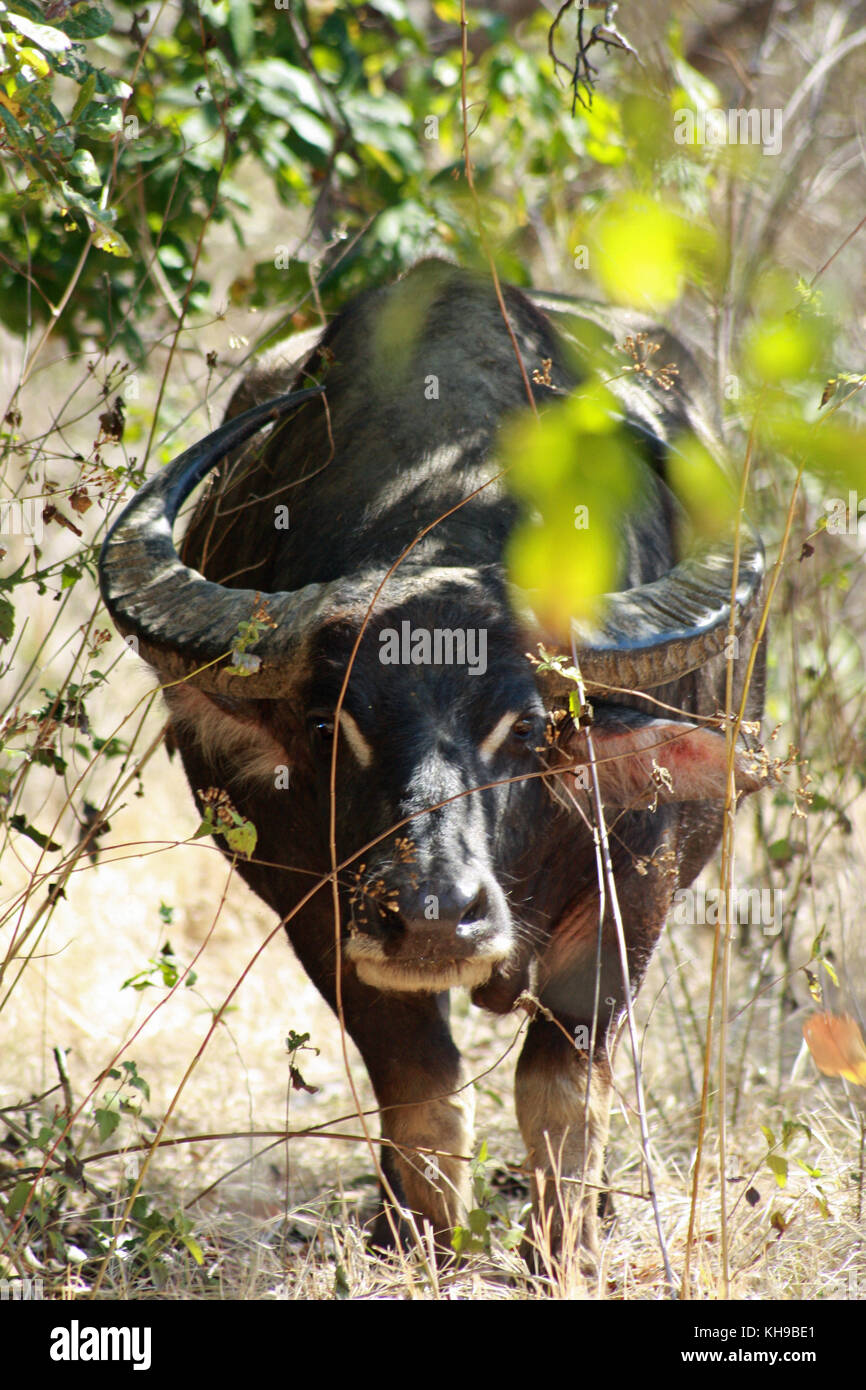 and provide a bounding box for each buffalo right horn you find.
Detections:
[98,386,355,697]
